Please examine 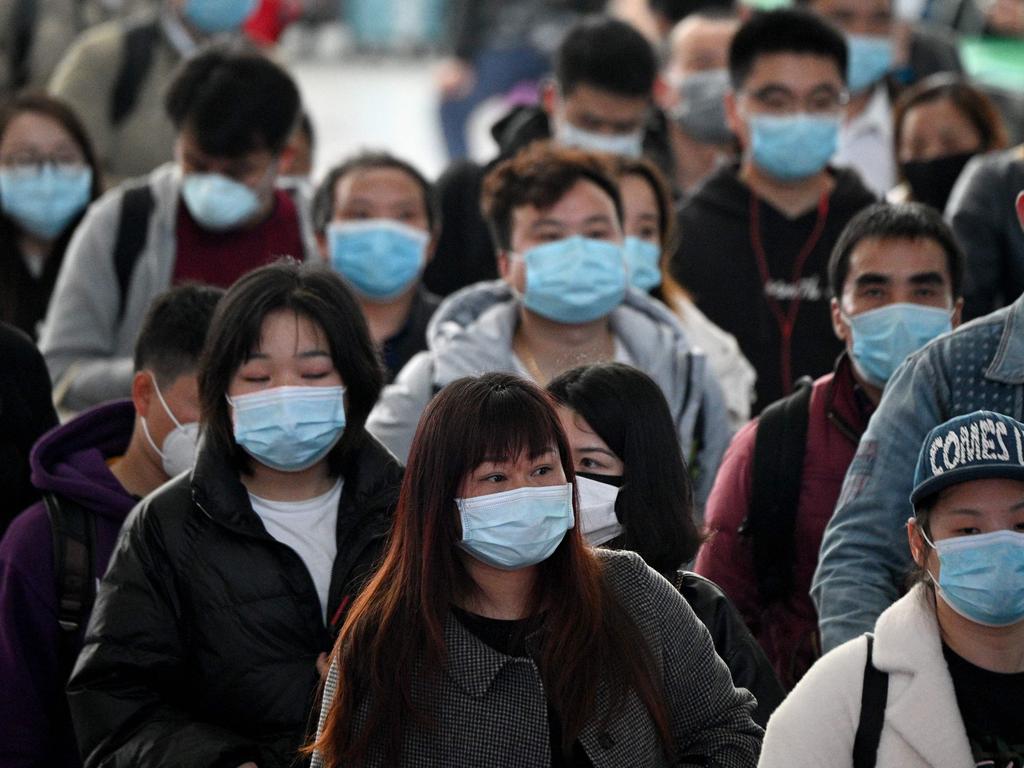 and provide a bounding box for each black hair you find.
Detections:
[312,150,438,234]
[134,284,223,385]
[165,45,300,158]
[547,362,702,573]
[651,0,736,25]
[728,8,848,90]
[298,110,315,150]
[828,202,965,300]
[556,16,658,98]
[198,260,384,477]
